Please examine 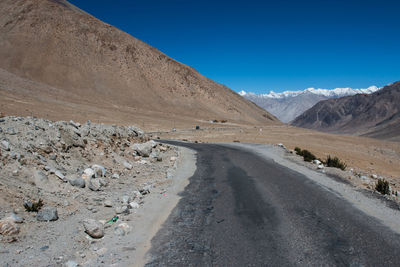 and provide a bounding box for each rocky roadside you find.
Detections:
[274,143,400,205]
[0,116,184,266]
